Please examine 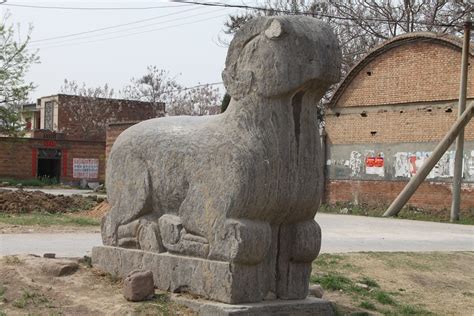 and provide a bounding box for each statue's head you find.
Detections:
[222,16,341,100]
